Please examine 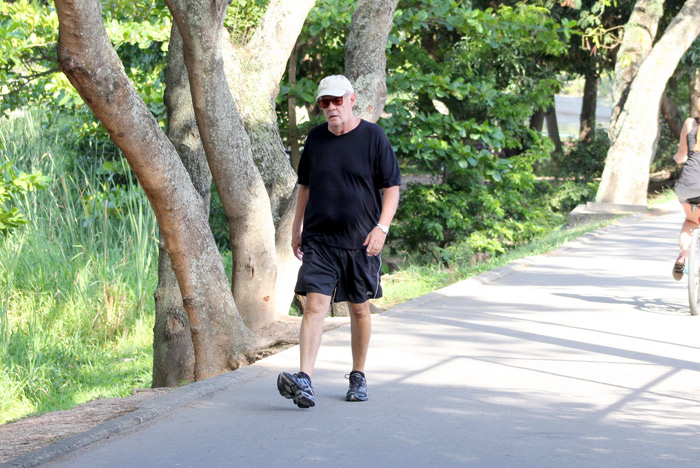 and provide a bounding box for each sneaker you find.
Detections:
[277,371,315,408]
[345,371,368,402]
